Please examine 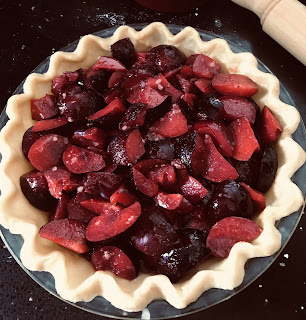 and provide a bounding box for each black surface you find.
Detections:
[0,0,306,319]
